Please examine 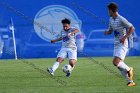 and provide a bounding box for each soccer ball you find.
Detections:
[62,64,72,73]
